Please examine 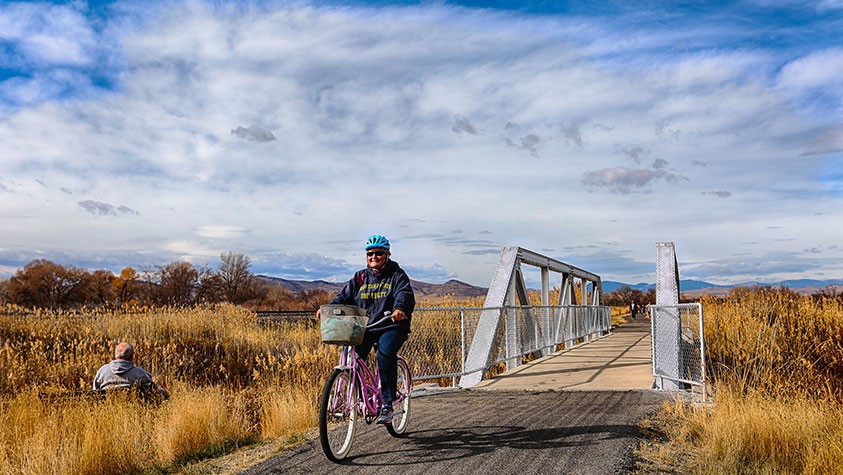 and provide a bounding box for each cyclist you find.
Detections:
[320,234,415,425]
